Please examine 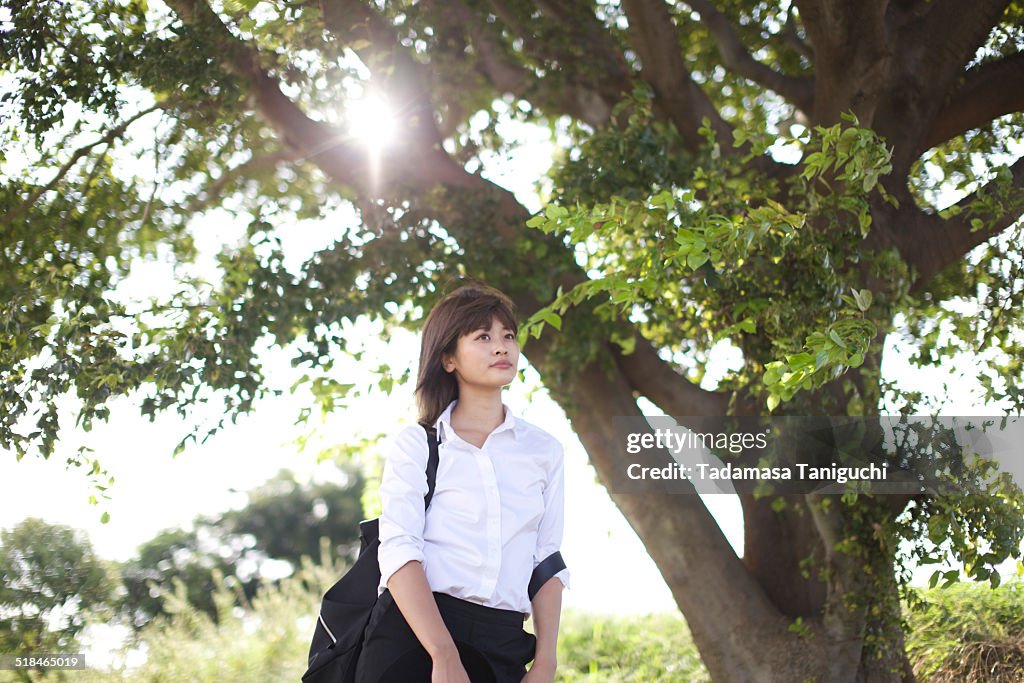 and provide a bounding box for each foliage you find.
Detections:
[905,579,1024,683]
[524,106,895,412]
[3,0,1024,677]
[8,567,1020,683]
[554,611,710,682]
[40,554,346,683]
[118,467,363,628]
[0,518,117,661]
[3,553,707,683]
